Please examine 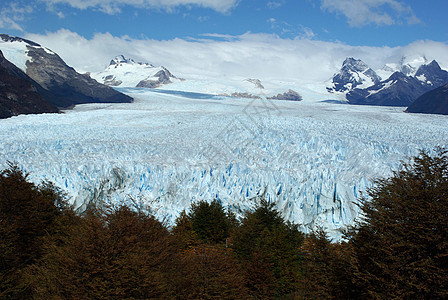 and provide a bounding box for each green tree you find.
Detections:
[188,199,235,244]
[299,229,357,299]
[348,149,448,298]
[232,199,304,298]
[171,210,201,250]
